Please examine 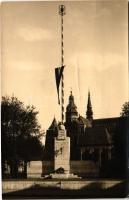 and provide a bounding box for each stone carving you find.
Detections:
[55,167,64,174]
[57,123,66,140]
